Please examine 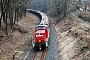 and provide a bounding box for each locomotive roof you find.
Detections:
[36,24,47,27]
